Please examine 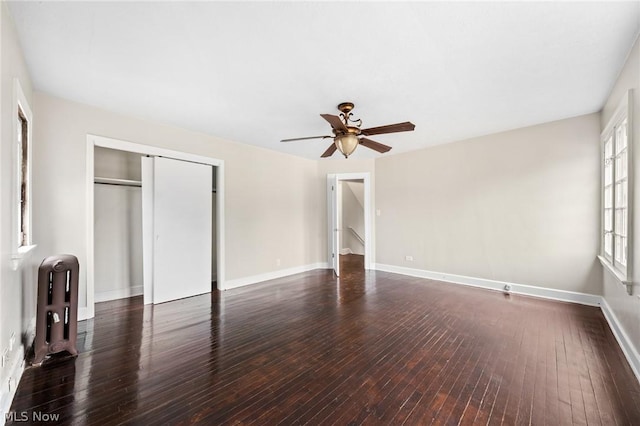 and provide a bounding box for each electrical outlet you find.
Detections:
[405,255,413,261]
[276,258,281,267]
[376,209,381,217]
